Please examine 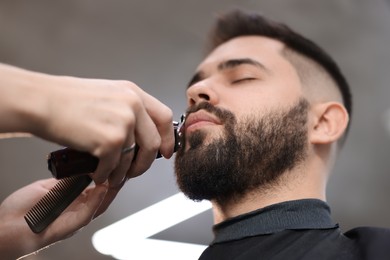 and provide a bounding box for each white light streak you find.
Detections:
[92,192,211,260]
